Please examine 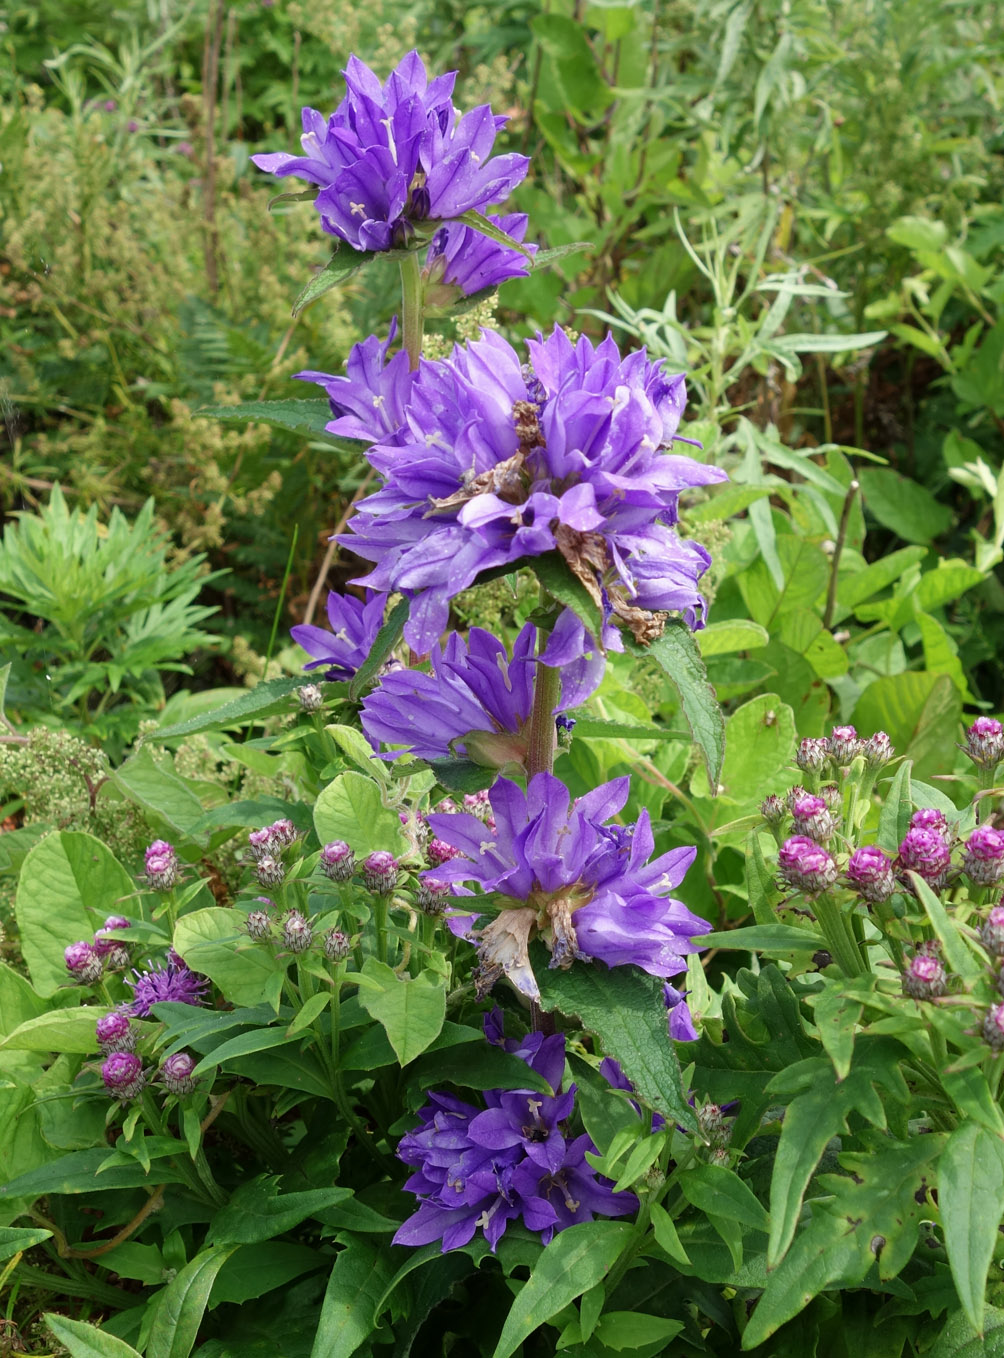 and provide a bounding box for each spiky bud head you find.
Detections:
[846,845,896,903]
[902,952,947,1000]
[777,836,838,893]
[65,941,103,984]
[102,1051,145,1100]
[964,717,1004,770]
[323,929,351,962]
[246,909,271,941]
[298,683,325,712]
[320,841,355,882]
[96,1011,135,1053]
[362,851,399,894]
[282,911,313,954]
[160,1051,198,1096]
